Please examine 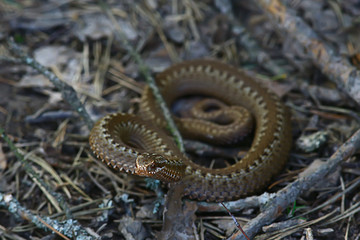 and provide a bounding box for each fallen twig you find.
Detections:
[0,126,72,218]
[0,193,96,240]
[5,38,94,130]
[221,202,250,240]
[197,192,273,213]
[0,124,97,240]
[228,128,360,239]
[255,0,360,106]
